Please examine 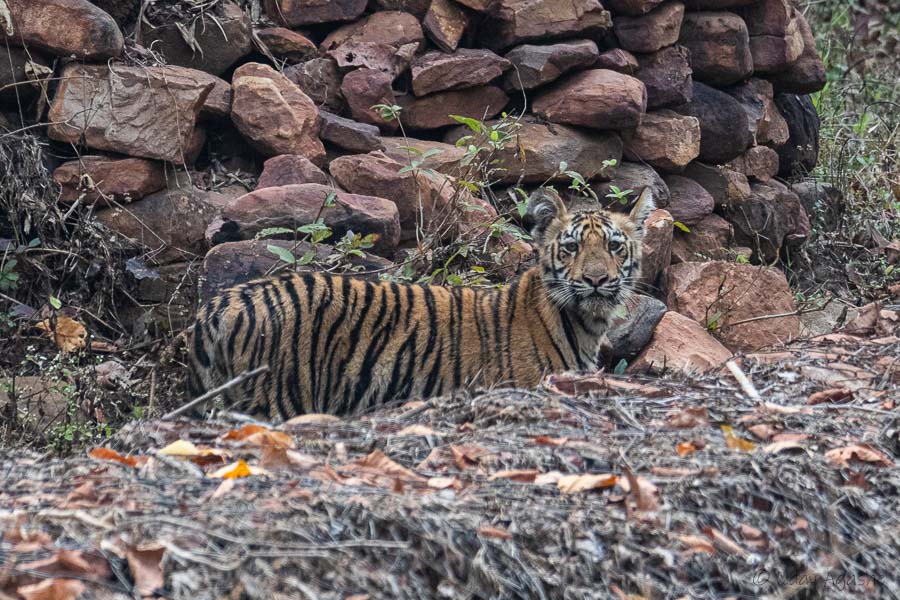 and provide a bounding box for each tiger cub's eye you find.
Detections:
[562,241,579,253]
[608,240,623,253]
